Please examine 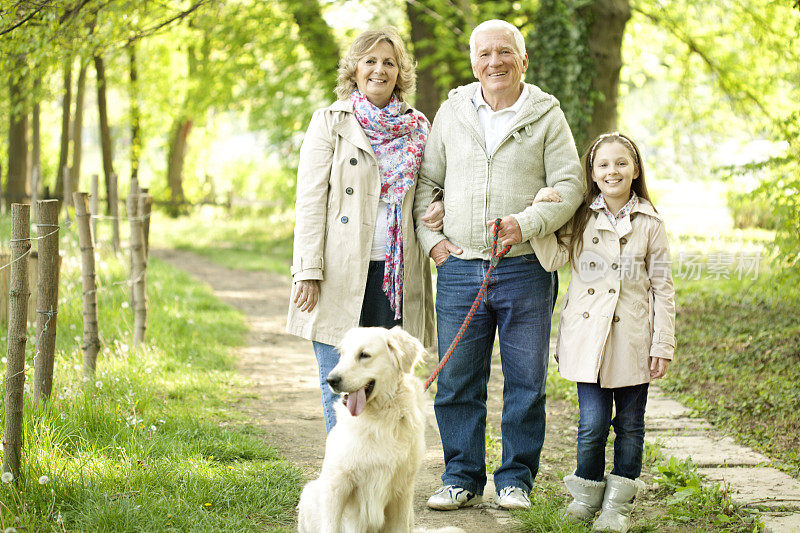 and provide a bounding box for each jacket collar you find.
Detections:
[591,196,662,237]
[329,97,412,156]
[447,82,559,148]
